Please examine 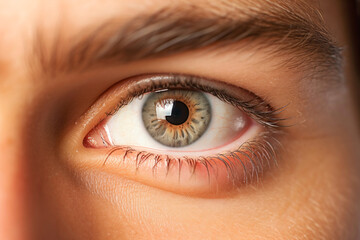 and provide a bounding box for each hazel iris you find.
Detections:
[142,90,211,147]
